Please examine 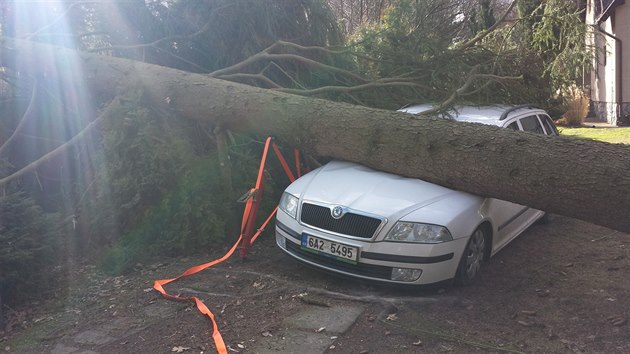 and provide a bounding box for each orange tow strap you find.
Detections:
[153,137,298,354]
